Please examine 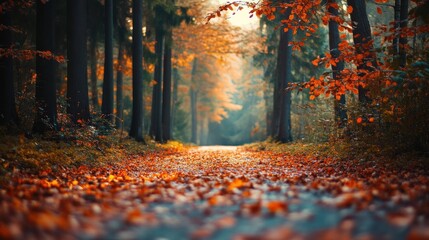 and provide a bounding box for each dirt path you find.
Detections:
[1,146,428,239]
